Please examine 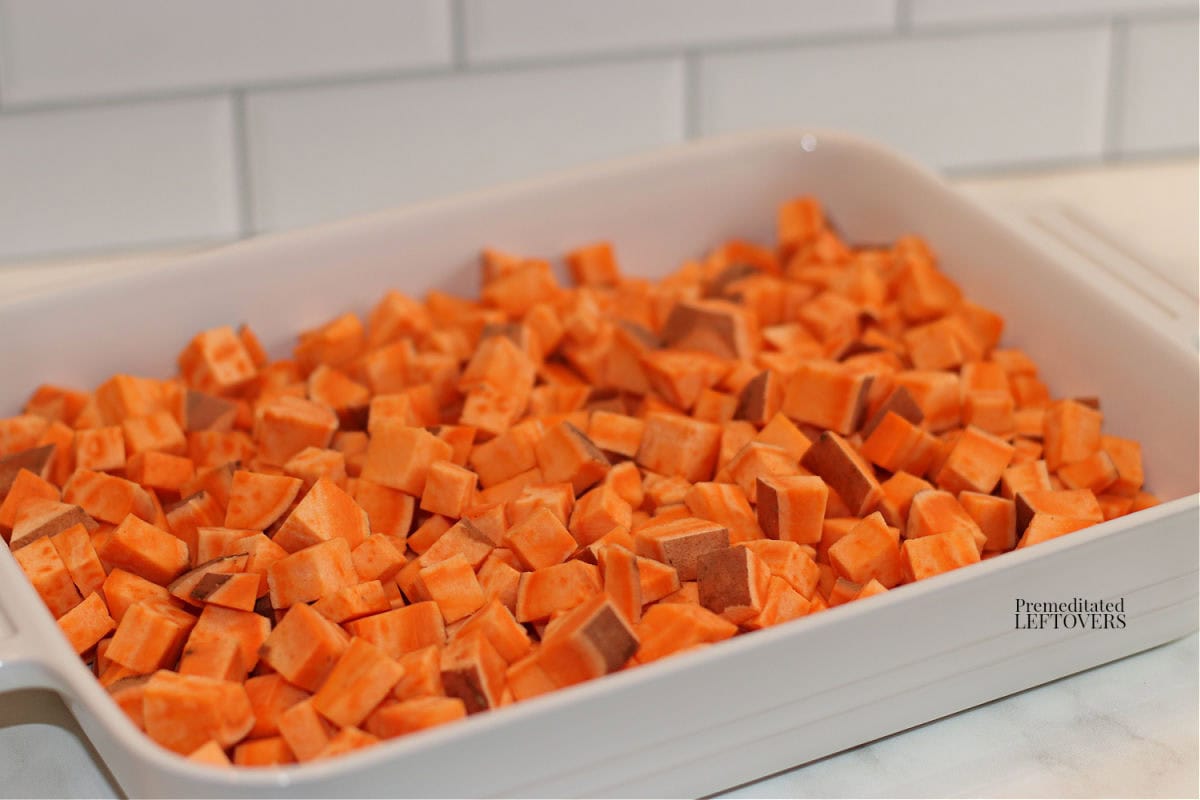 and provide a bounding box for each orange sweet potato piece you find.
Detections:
[755,474,828,545]
[0,468,59,532]
[906,490,984,549]
[362,425,453,496]
[635,412,721,483]
[419,460,478,519]
[391,645,444,701]
[365,697,466,739]
[900,528,981,582]
[800,431,882,517]
[143,670,255,754]
[958,492,1017,553]
[178,327,258,396]
[274,477,368,553]
[514,560,602,623]
[781,361,872,436]
[696,546,771,625]
[278,699,337,762]
[597,544,643,625]
[933,425,1014,495]
[105,600,195,673]
[56,590,115,654]
[9,499,96,551]
[98,514,189,586]
[344,602,446,659]
[569,482,634,546]
[439,631,508,713]
[253,396,337,466]
[267,537,358,608]
[534,421,610,495]
[1042,399,1103,472]
[736,539,820,599]
[827,512,904,589]
[63,468,155,526]
[224,469,303,531]
[503,506,578,571]
[244,673,311,739]
[1017,514,1095,548]
[312,636,404,728]
[634,602,736,664]
[187,605,271,675]
[178,636,248,682]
